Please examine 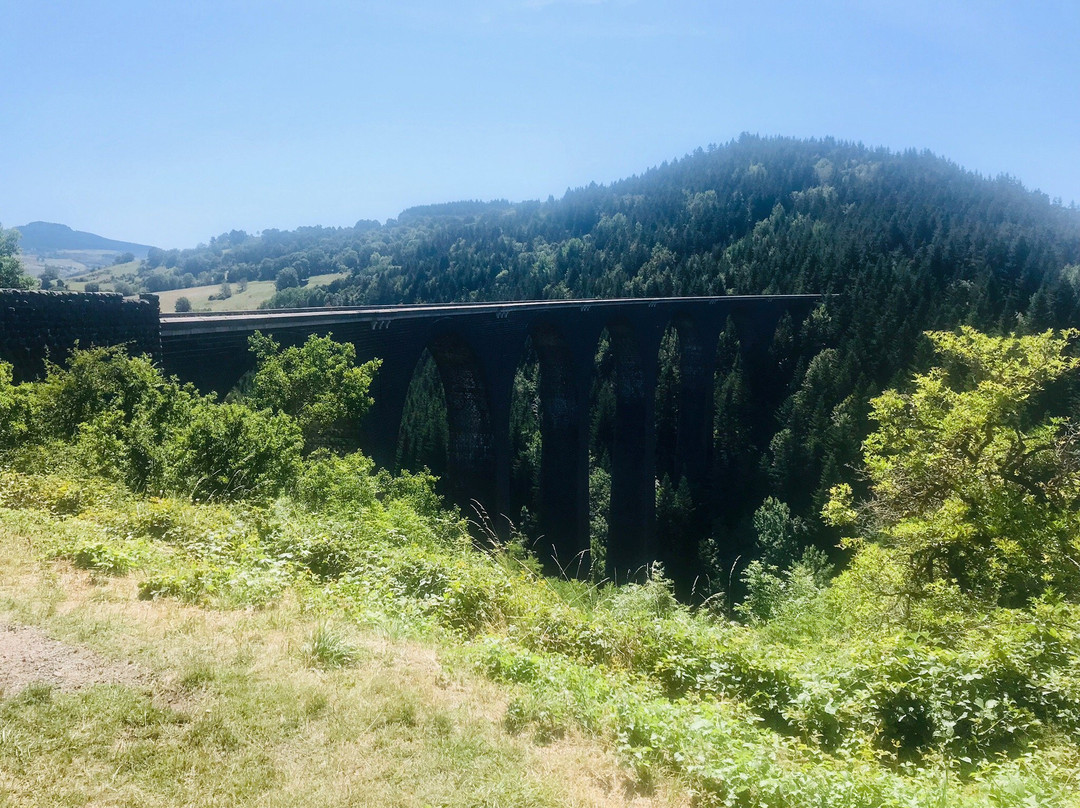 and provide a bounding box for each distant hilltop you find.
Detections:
[15,222,154,258]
